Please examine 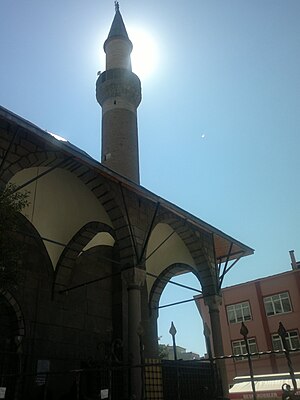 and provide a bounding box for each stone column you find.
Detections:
[204,294,229,397]
[144,307,159,358]
[122,267,146,400]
